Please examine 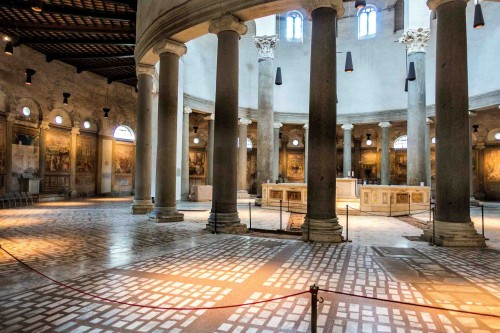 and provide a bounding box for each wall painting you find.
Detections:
[76,134,97,195]
[286,152,304,182]
[112,142,134,194]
